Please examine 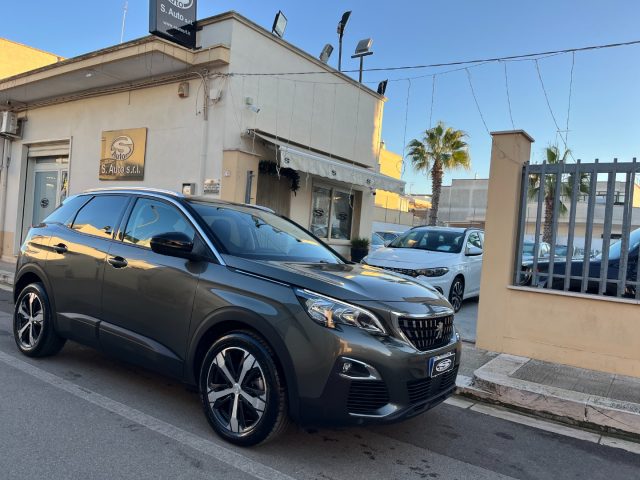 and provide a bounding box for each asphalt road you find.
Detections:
[0,287,638,480]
